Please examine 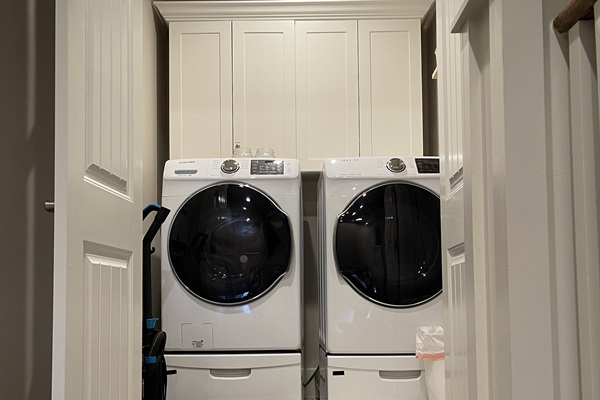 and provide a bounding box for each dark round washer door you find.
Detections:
[168,183,292,305]
[335,182,441,308]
